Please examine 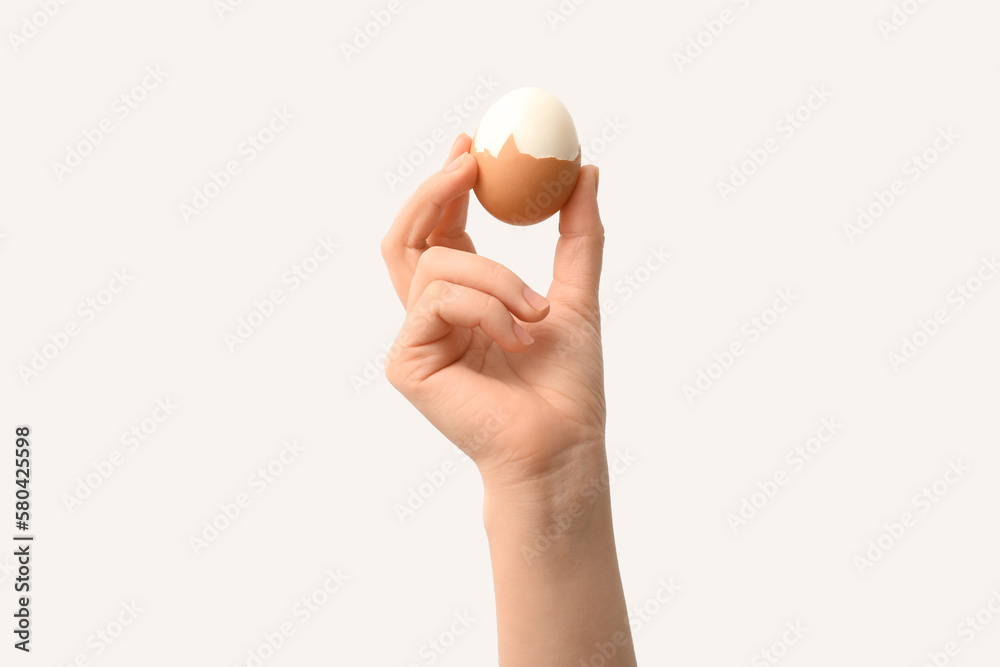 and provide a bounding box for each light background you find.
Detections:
[1,0,999,665]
